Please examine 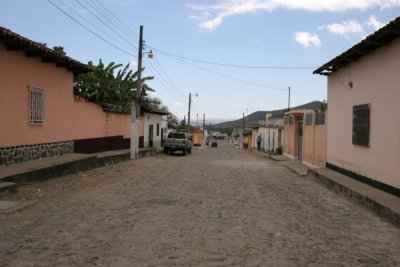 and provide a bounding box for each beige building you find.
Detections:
[314,16,400,194]
[282,109,326,168]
